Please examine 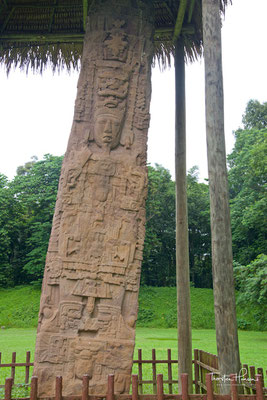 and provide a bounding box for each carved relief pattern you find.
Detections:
[34,4,153,398]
